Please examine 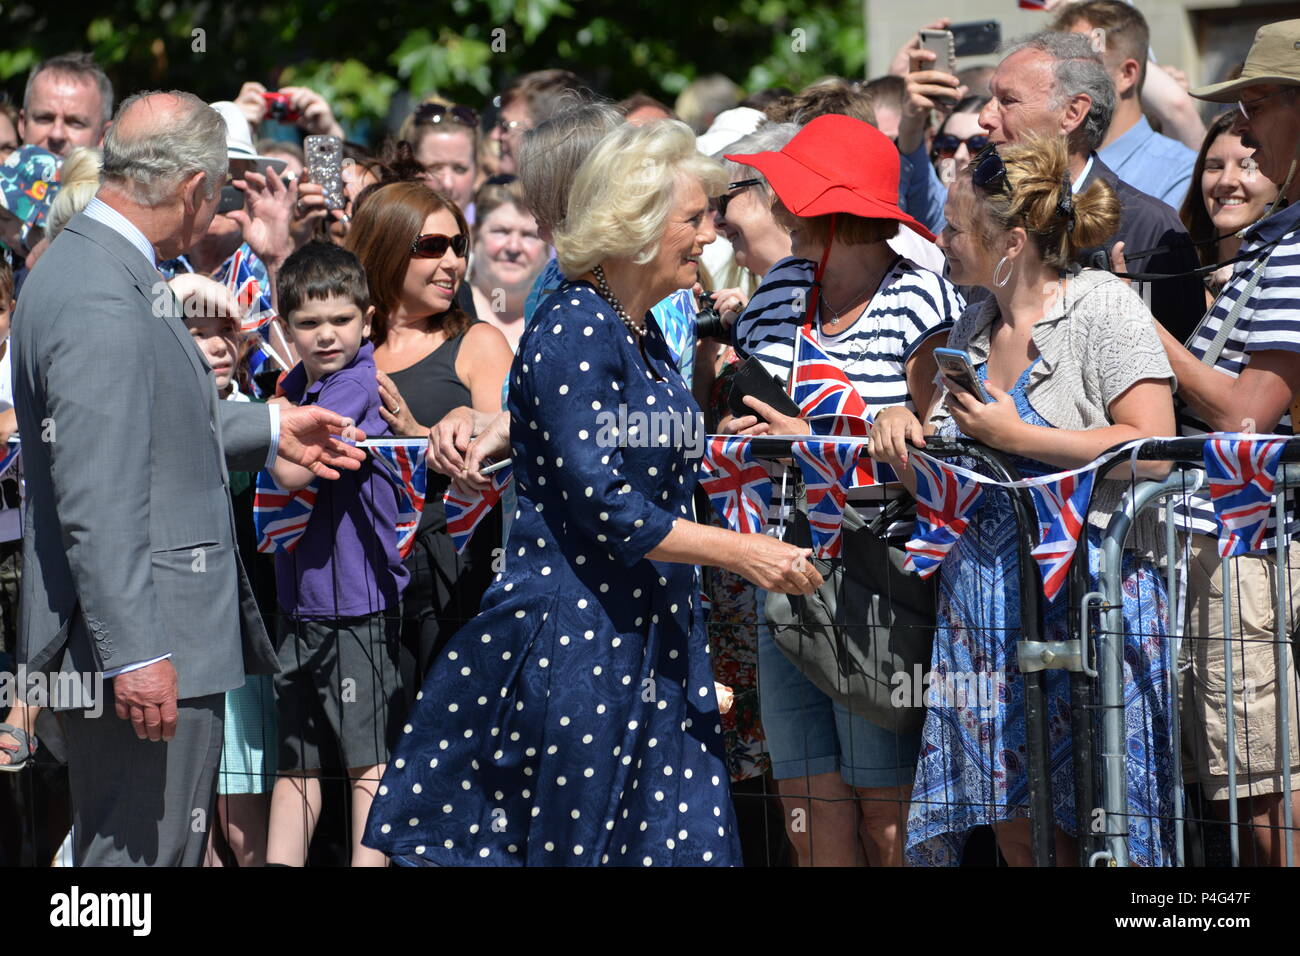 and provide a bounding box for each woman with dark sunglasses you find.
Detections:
[870,134,1178,867]
[345,181,513,703]
[929,95,990,185]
